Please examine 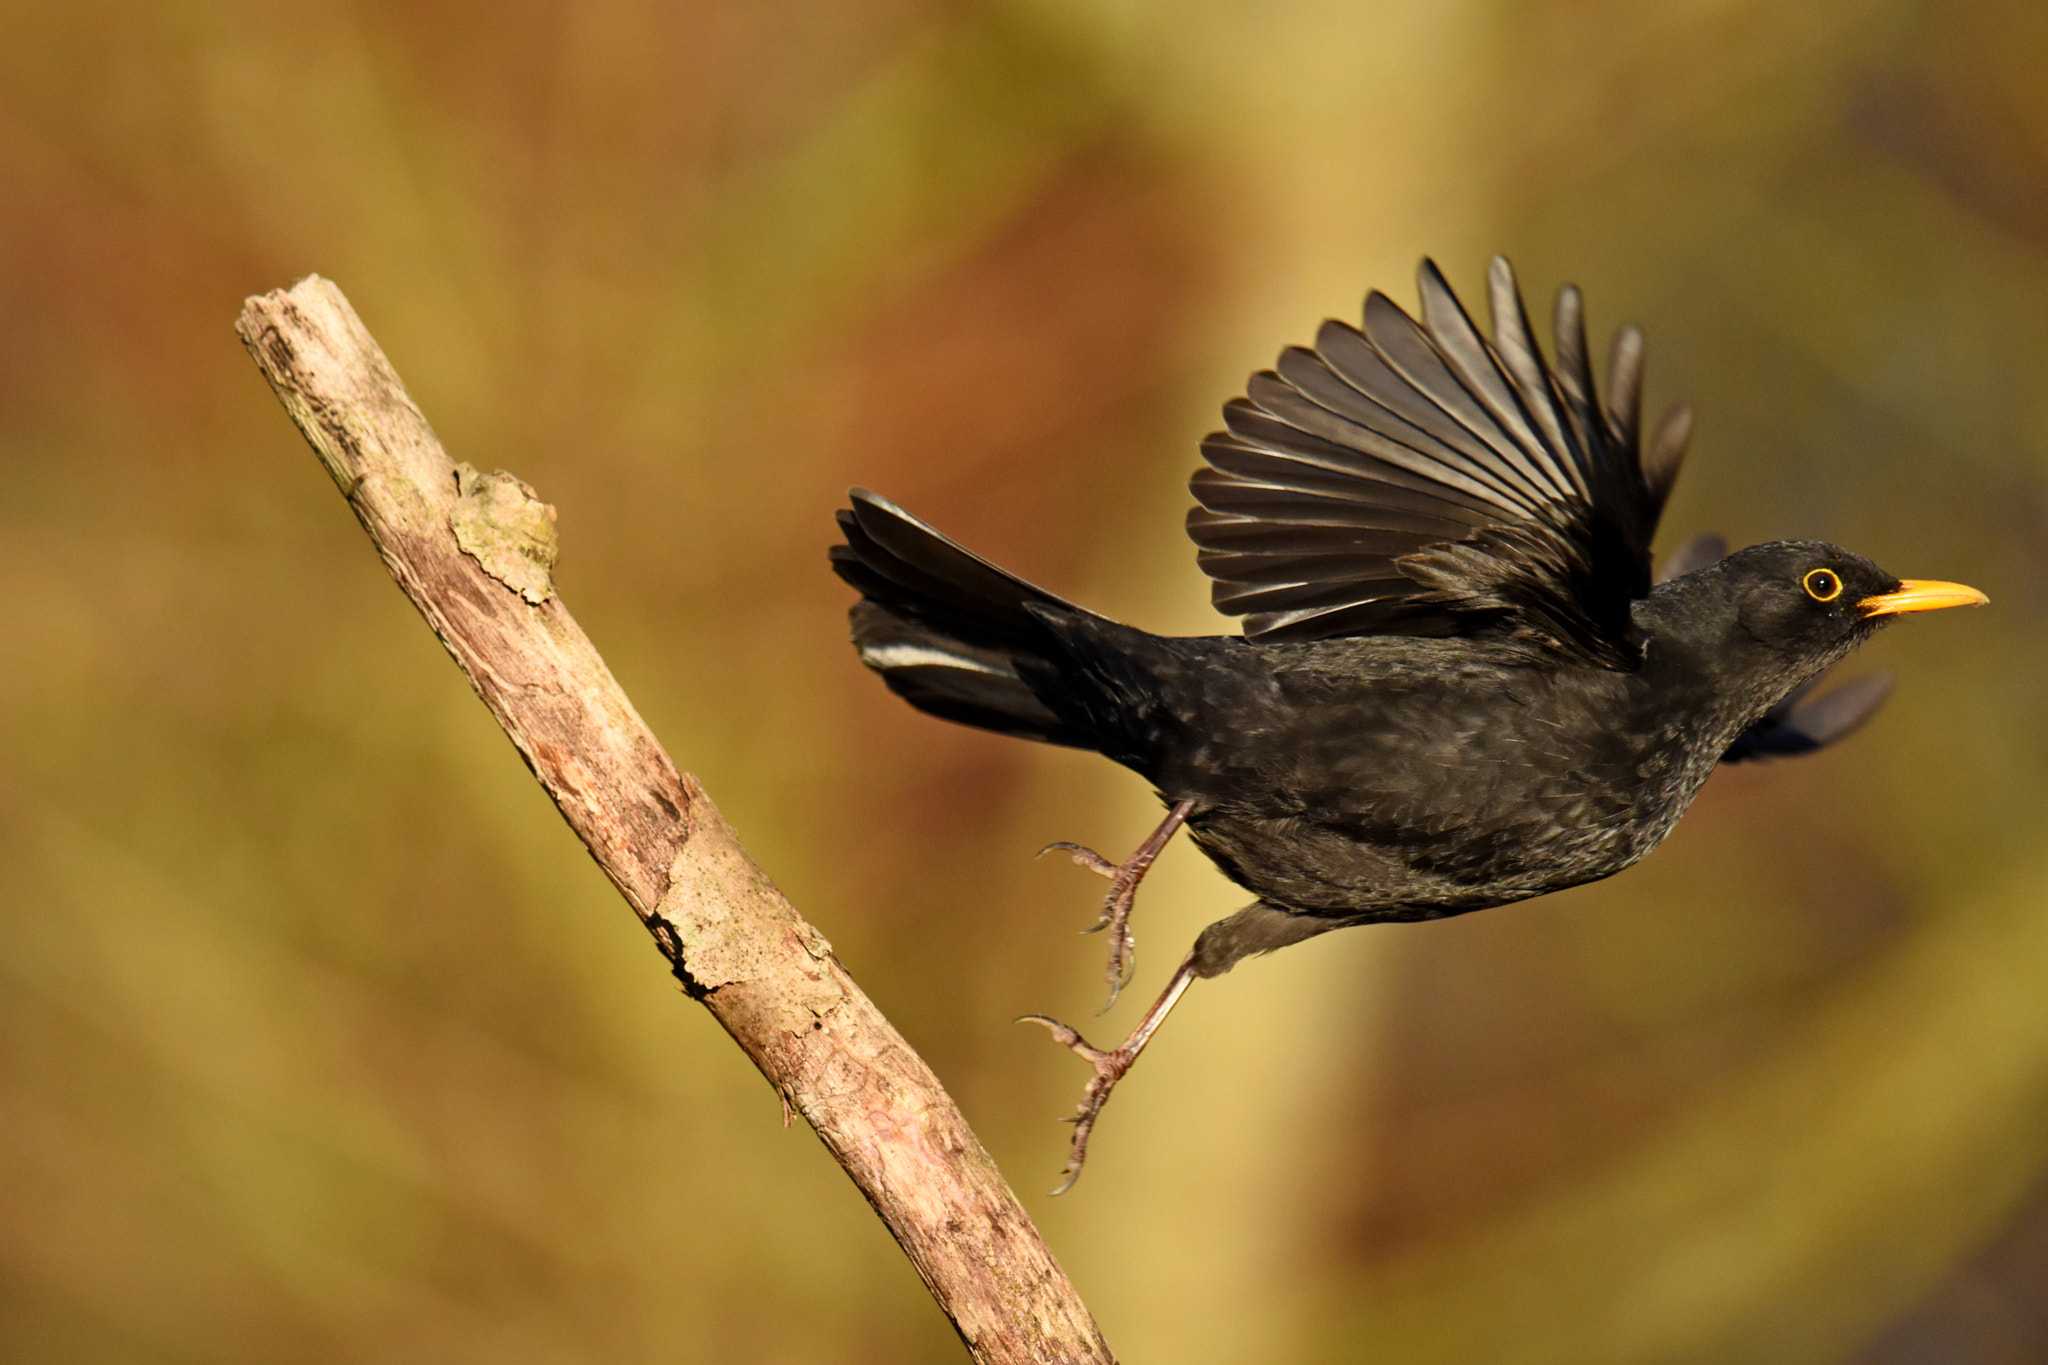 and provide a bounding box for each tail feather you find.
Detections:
[831,490,1094,746]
